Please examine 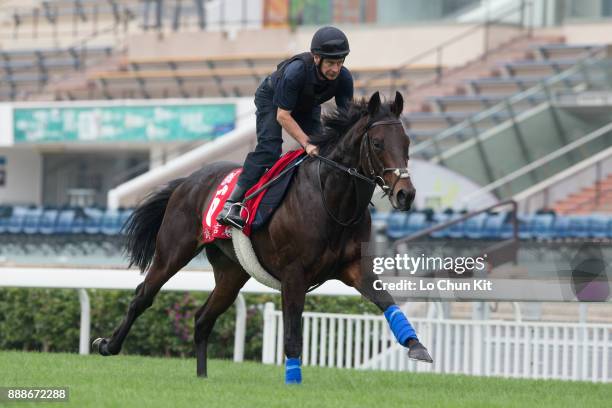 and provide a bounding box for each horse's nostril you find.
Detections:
[396,189,415,209]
